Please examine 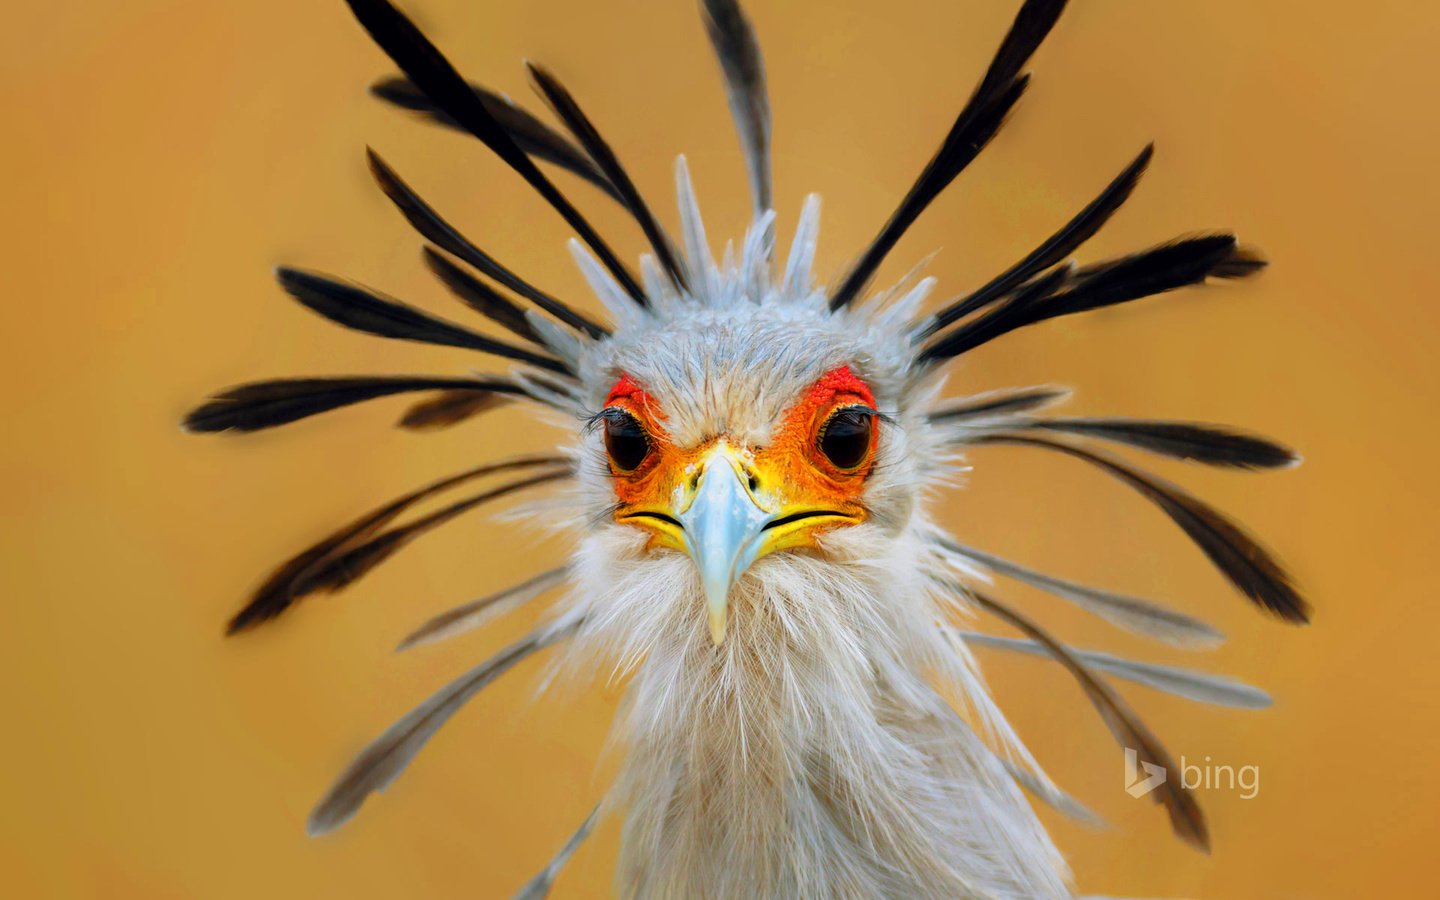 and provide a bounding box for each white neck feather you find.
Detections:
[558,525,1071,898]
